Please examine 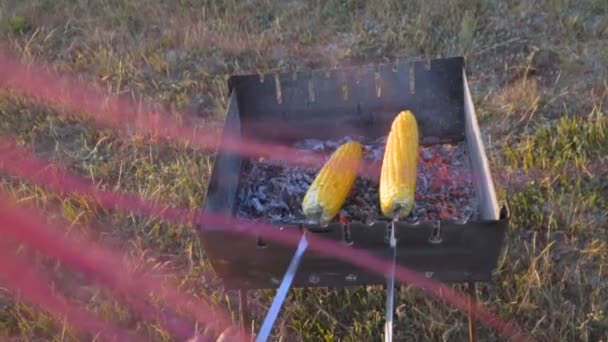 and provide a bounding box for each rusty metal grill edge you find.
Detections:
[197,56,509,290]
